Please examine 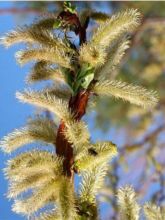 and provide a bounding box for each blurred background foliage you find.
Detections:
[1,1,165,219]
